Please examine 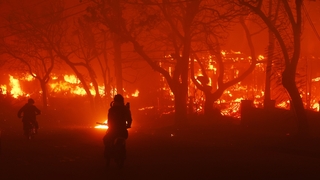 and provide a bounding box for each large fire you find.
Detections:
[1,50,320,121]
[49,74,104,96]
